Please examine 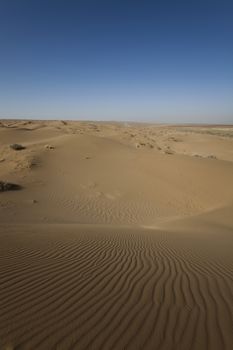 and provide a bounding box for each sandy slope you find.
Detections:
[0,120,233,349]
[1,120,233,225]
